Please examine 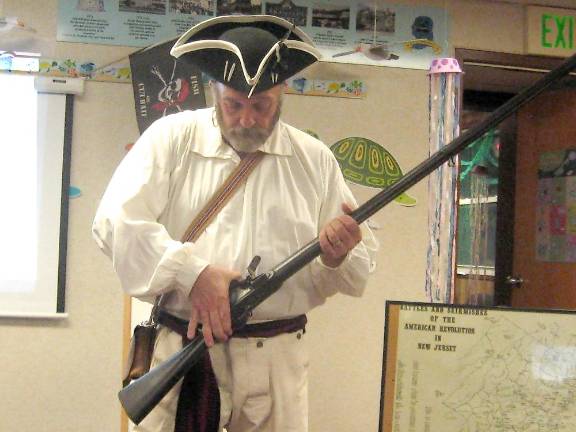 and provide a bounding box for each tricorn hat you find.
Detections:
[171,15,321,96]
